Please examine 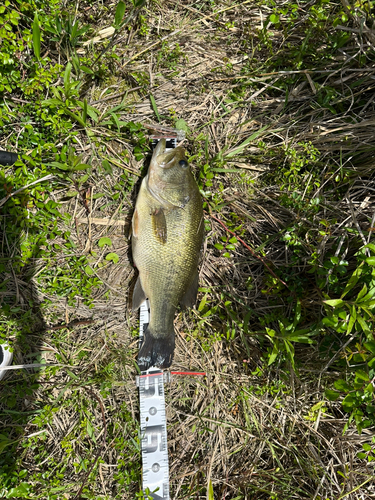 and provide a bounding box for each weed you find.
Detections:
[156,42,188,75]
